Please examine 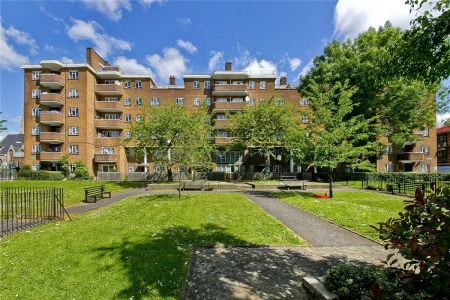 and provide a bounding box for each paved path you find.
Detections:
[184,246,388,300]
[245,191,378,247]
[66,187,148,214]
